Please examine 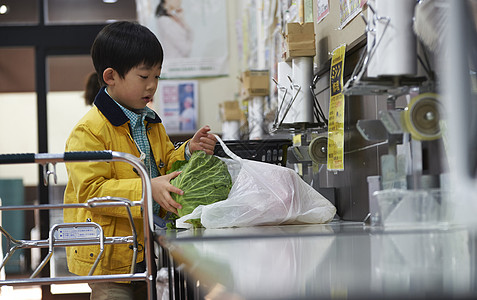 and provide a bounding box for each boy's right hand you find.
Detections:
[151,171,183,215]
